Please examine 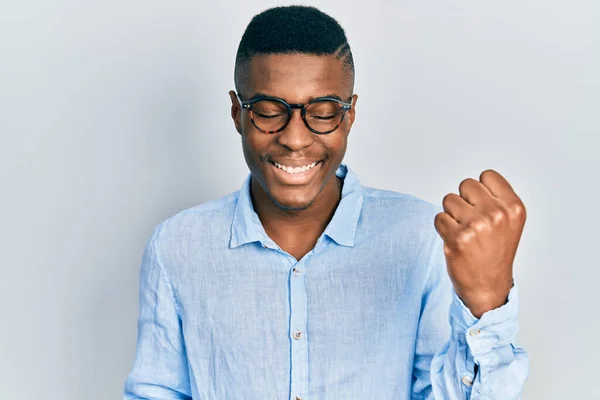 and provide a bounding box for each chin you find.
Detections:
[267,189,317,211]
